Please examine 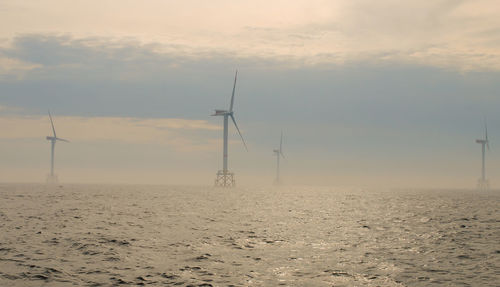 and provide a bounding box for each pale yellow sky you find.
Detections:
[0,1,499,187]
[1,0,499,70]
[0,113,220,151]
